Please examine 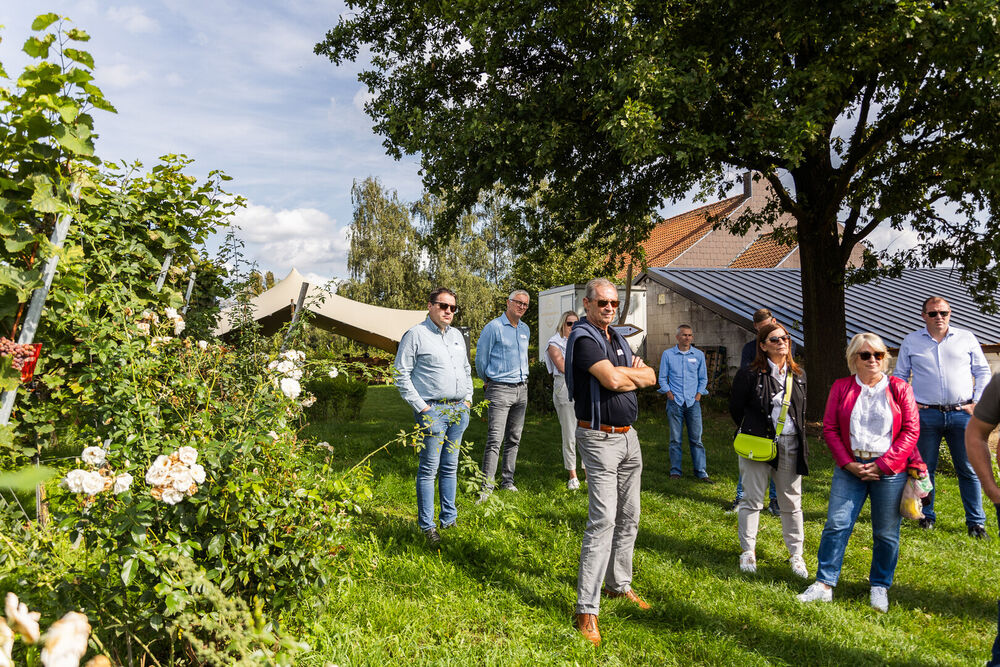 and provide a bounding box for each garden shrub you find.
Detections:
[526,361,553,414]
[305,371,369,420]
